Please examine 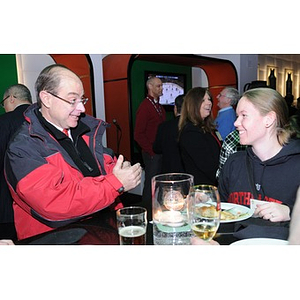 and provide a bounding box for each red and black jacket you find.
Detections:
[5,104,123,240]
